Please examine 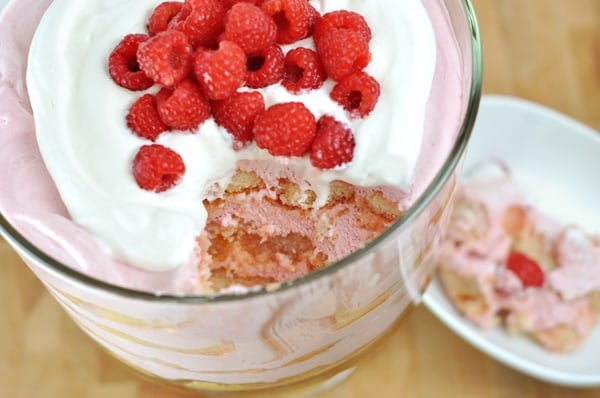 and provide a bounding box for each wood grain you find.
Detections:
[1,0,600,397]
